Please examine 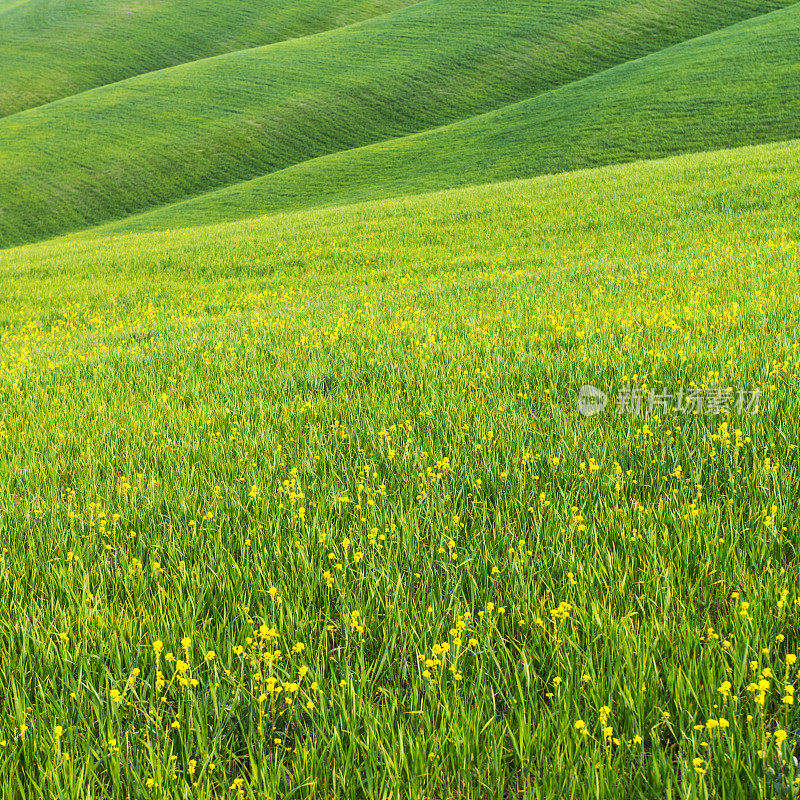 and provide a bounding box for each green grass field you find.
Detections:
[3,0,800,796]
[0,0,794,248]
[0,139,799,797]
